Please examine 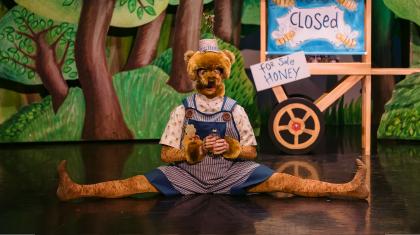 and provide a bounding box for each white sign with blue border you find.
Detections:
[268,0,365,55]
